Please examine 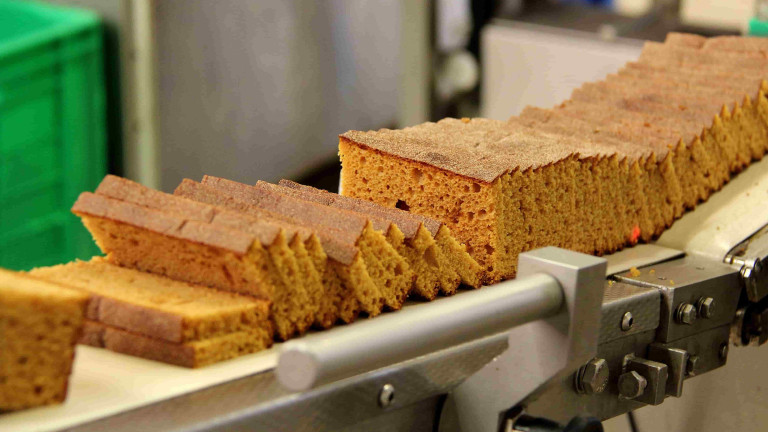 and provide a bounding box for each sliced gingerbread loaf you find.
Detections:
[278,179,484,290]
[200,176,414,311]
[174,178,368,323]
[258,180,459,299]
[73,190,309,340]
[93,175,327,334]
[339,37,767,282]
